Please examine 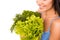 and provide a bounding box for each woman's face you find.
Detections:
[36,0,54,12]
